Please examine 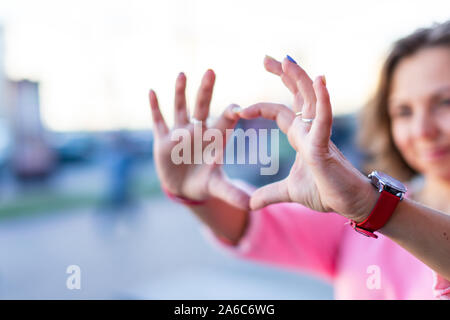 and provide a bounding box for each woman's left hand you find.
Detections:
[237,56,377,222]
